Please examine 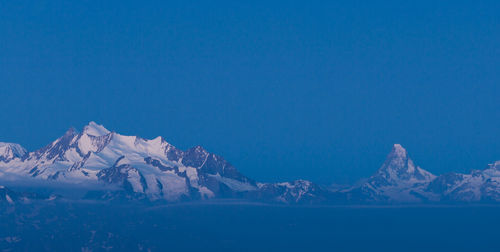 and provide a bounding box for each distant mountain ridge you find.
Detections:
[0,142,27,162]
[1,122,499,204]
